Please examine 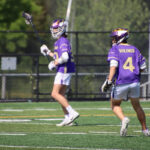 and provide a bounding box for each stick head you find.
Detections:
[22,12,32,25]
